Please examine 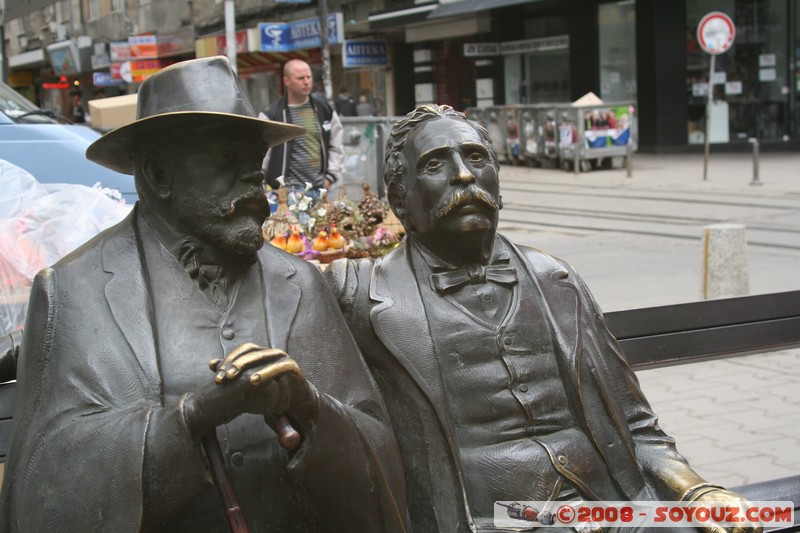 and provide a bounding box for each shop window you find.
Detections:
[598,1,637,103]
[504,37,570,105]
[686,0,789,143]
